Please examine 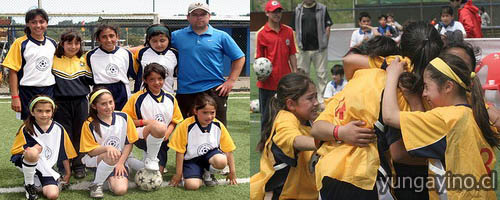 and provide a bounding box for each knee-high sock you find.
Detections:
[146,134,164,160]
[93,161,115,185]
[22,159,37,185]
